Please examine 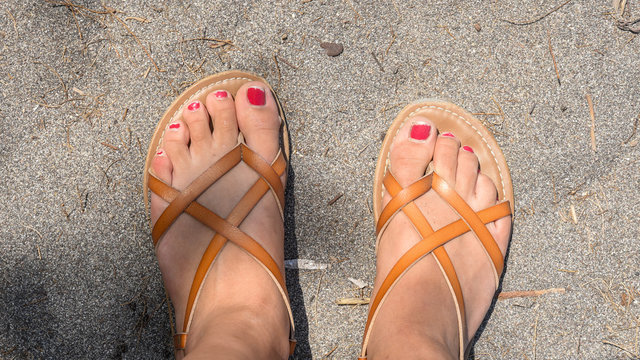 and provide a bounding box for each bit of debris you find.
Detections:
[327,193,343,206]
[502,0,573,25]
[348,277,367,289]
[335,297,370,305]
[570,204,578,224]
[613,0,640,33]
[473,23,482,32]
[586,94,596,152]
[284,259,328,270]
[320,42,344,57]
[498,287,566,299]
